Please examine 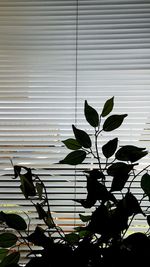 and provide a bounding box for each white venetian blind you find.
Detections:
[0,0,150,260]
